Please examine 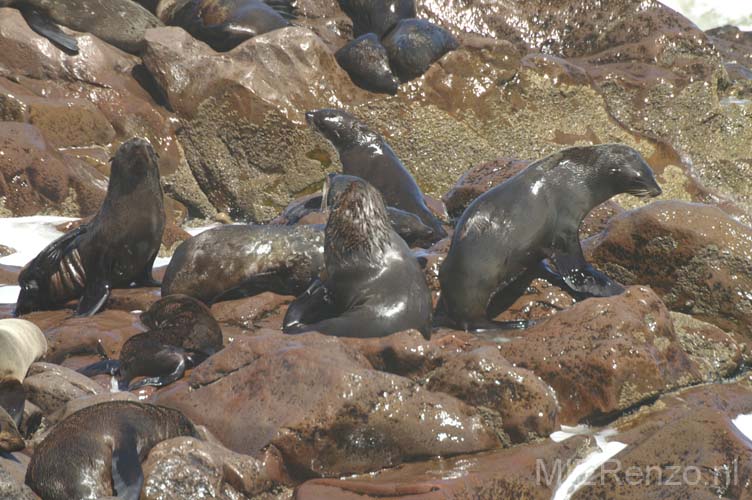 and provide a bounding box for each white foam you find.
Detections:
[553,429,628,500]
[185,223,220,236]
[550,424,591,443]
[732,413,752,442]
[0,216,78,267]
